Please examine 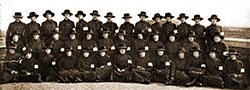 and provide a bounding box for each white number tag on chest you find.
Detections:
[128,60,132,64]
[148,62,153,67]
[90,64,95,68]
[201,64,206,68]
[52,61,56,65]
[165,62,171,66]
[77,46,82,50]
[240,68,245,73]
[34,64,39,69]
[107,62,112,66]
[219,66,223,70]
[93,47,98,51]
[83,27,88,31]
